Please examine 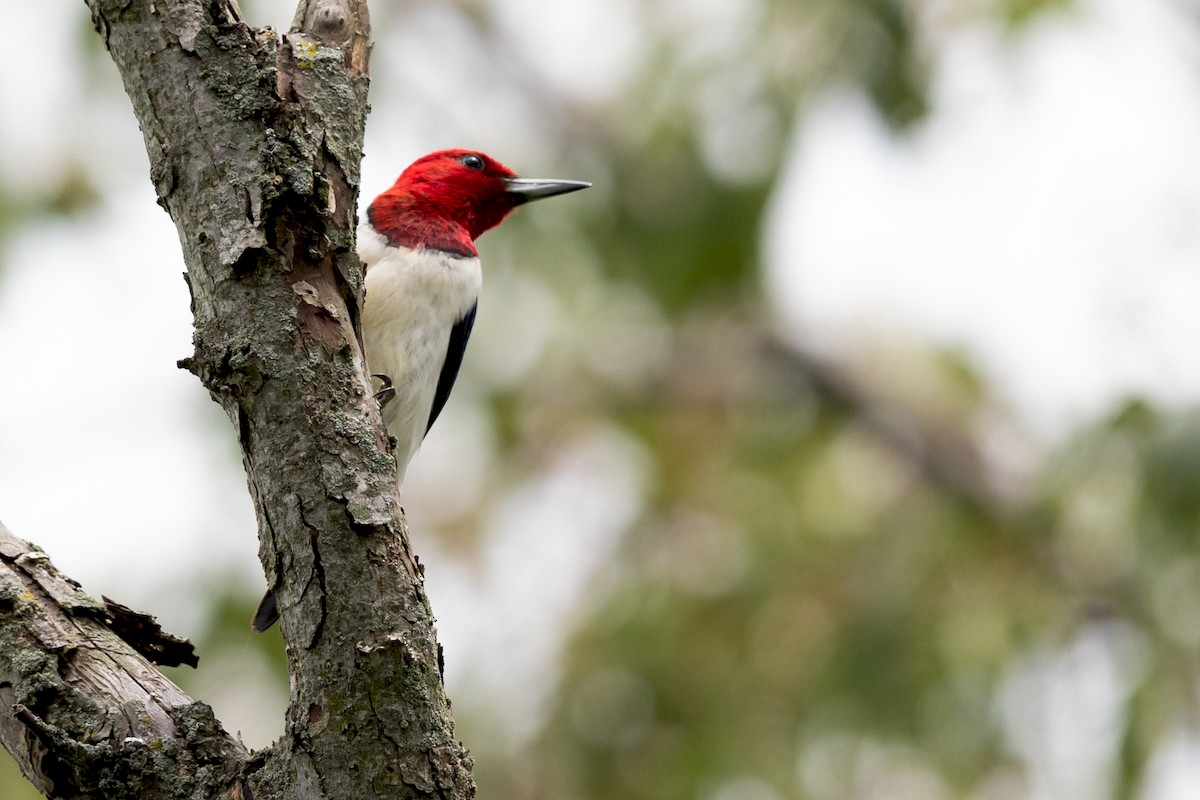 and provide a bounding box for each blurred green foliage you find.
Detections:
[593,146,768,314]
